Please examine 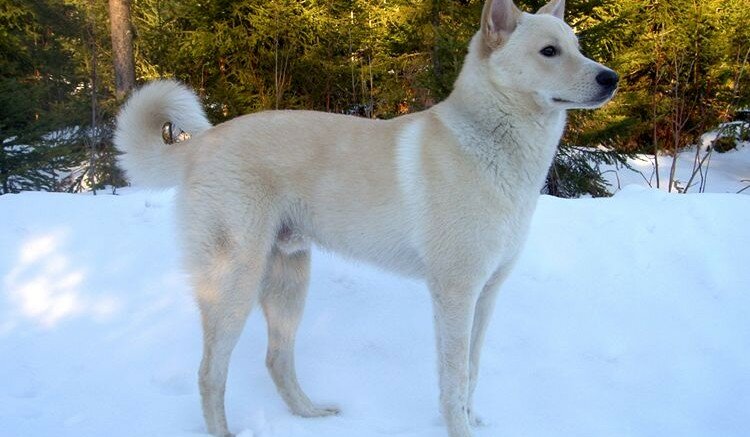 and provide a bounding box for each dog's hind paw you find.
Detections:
[295,404,340,418]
